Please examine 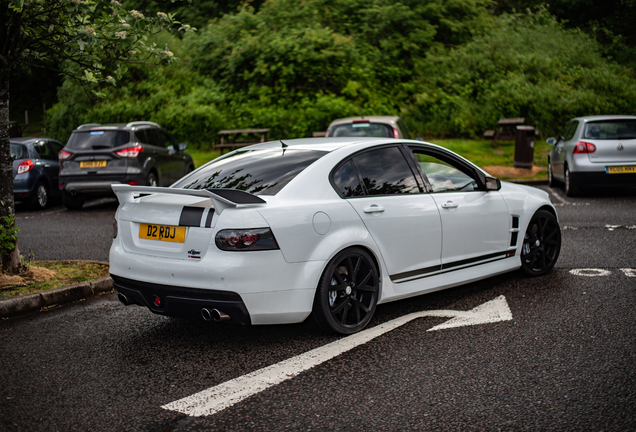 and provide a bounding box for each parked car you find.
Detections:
[11,137,64,210]
[326,116,414,139]
[547,115,636,196]
[110,137,561,334]
[58,121,194,209]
